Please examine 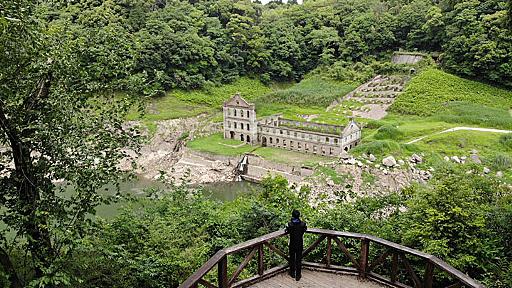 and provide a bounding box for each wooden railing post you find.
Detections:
[218,256,228,288]
[359,238,369,278]
[391,252,398,283]
[258,244,264,276]
[326,236,332,268]
[424,261,434,288]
